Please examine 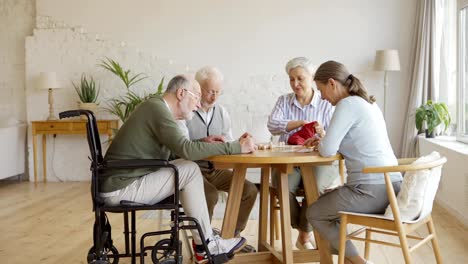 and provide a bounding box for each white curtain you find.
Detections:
[400,0,456,158]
